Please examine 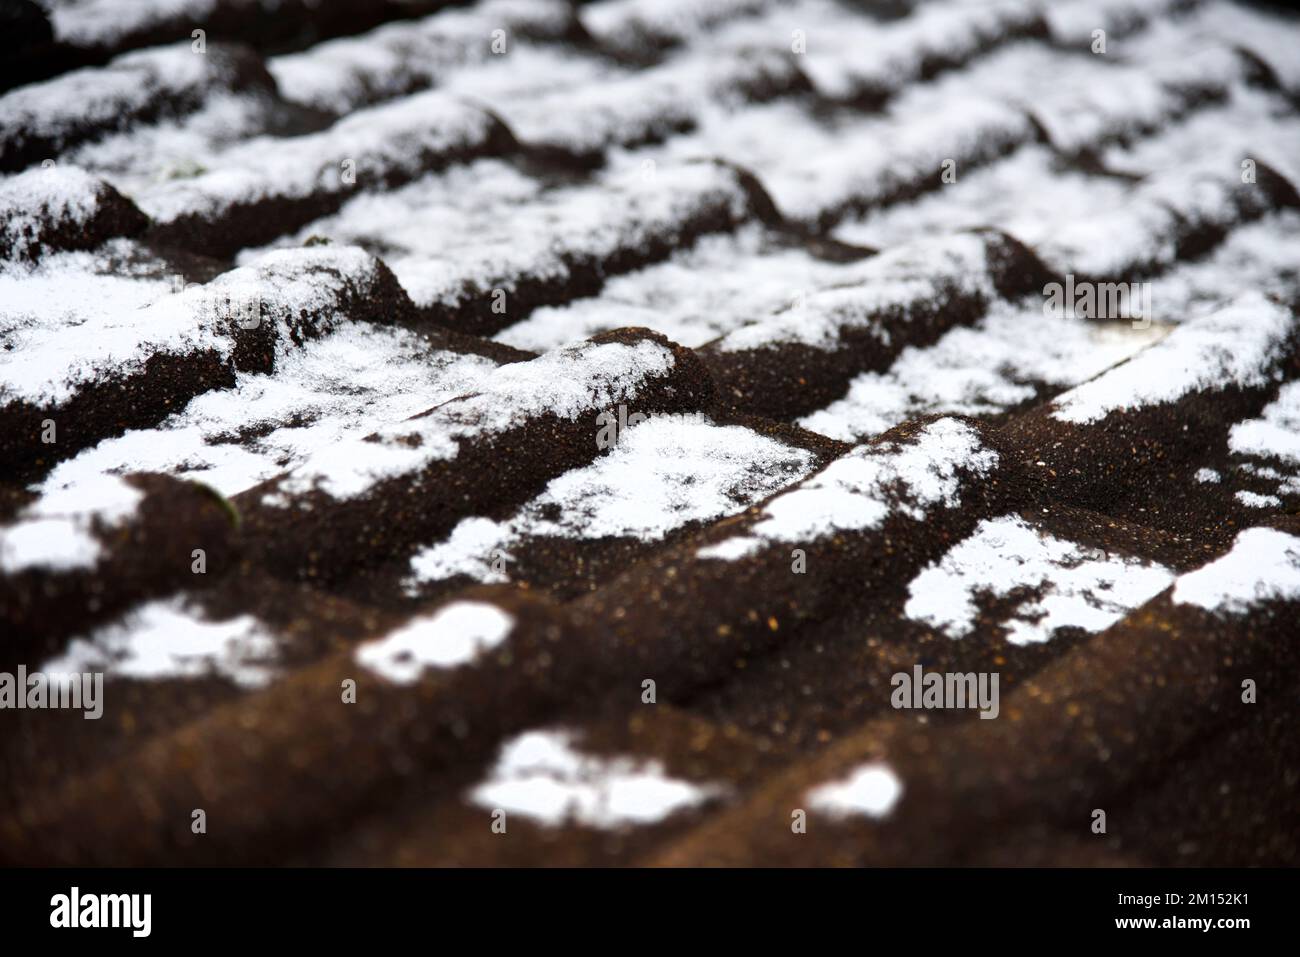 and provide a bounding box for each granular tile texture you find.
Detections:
[2,0,1300,867]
